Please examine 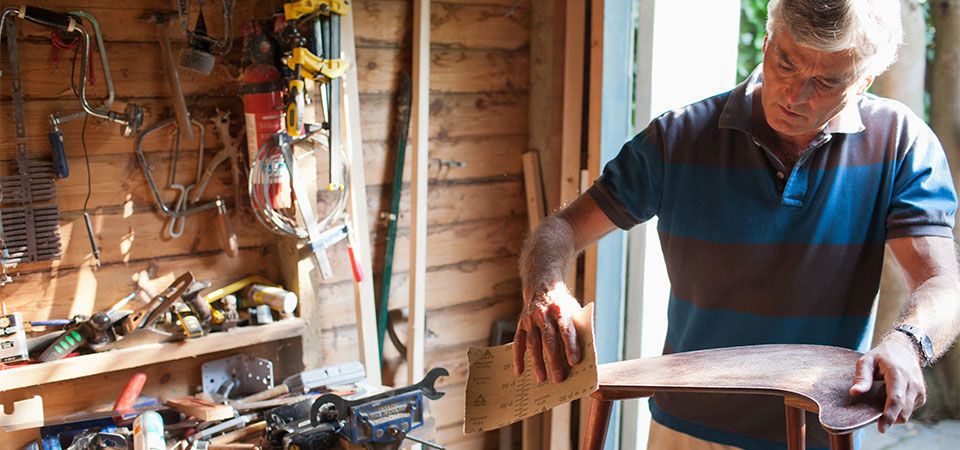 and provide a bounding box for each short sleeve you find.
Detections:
[586,124,665,230]
[887,124,957,240]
